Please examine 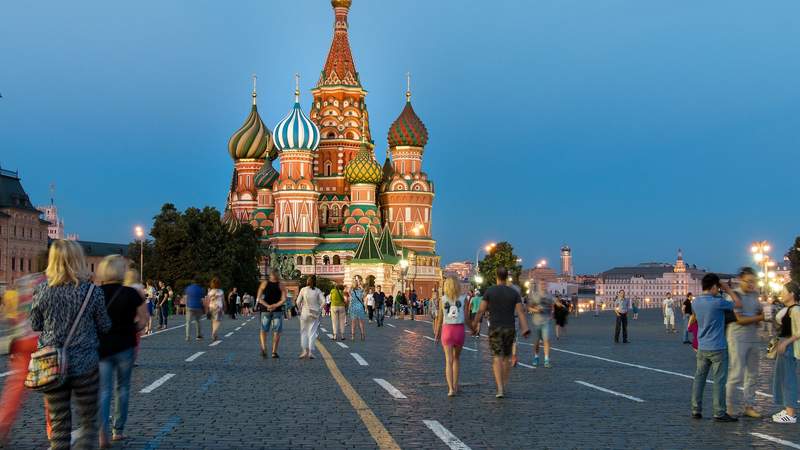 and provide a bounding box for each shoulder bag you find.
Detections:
[24,284,95,392]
